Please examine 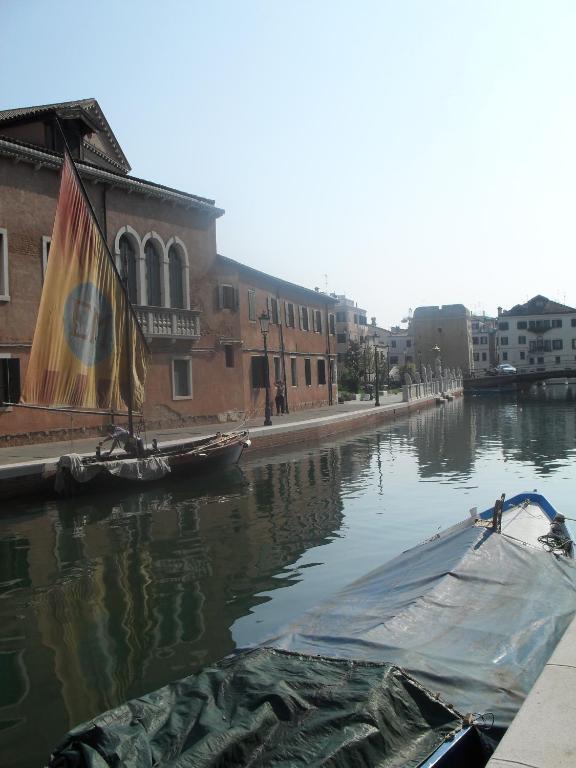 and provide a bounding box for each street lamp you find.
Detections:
[371,333,381,407]
[259,311,273,426]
